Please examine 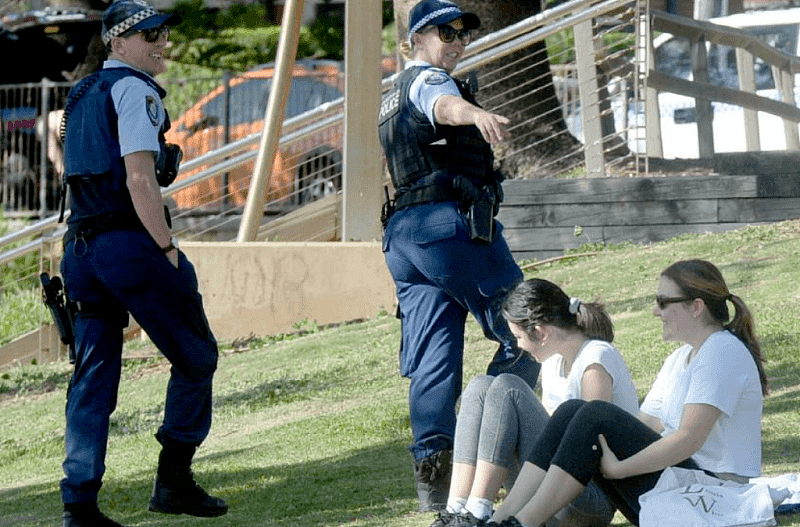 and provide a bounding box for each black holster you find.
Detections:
[453,175,496,243]
[381,186,395,229]
[40,273,76,363]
